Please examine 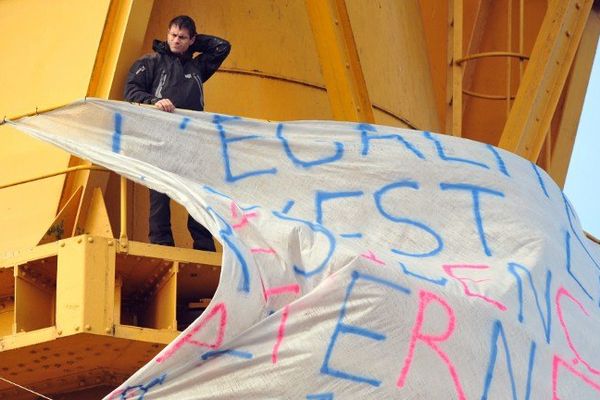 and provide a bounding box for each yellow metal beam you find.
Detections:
[56,235,115,337]
[0,326,56,352]
[305,0,374,123]
[63,158,111,242]
[498,0,593,161]
[446,0,464,136]
[87,0,155,98]
[145,262,178,330]
[505,0,513,119]
[548,9,600,187]
[114,325,178,344]
[445,0,454,134]
[0,165,108,190]
[14,266,54,333]
[452,0,464,137]
[0,242,59,268]
[119,176,129,248]
[462,0,494,101]
[124,241,222,266]
[83,188,115,238]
